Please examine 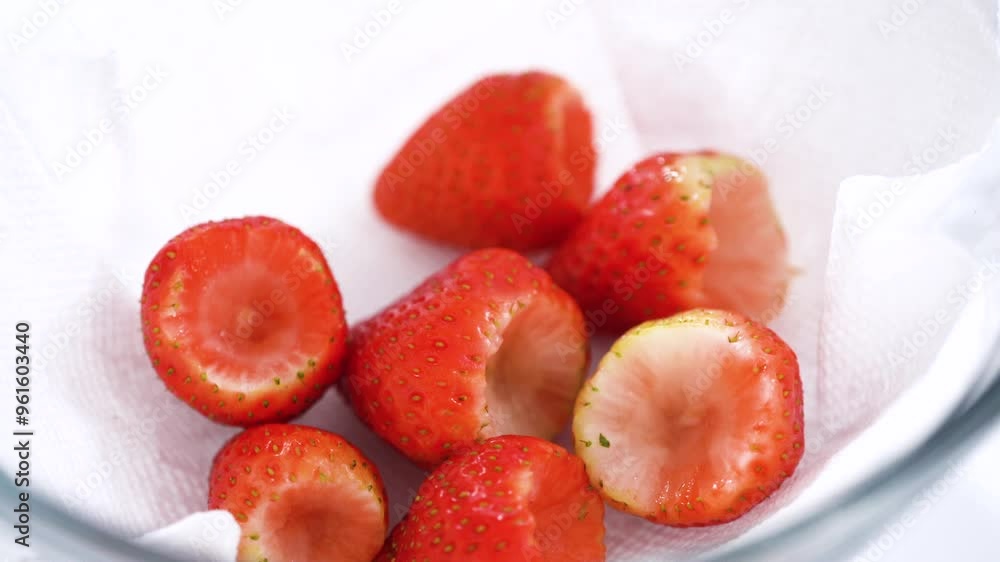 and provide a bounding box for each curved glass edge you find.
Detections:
[696,346,1000,562]
[4,351,1000,561]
